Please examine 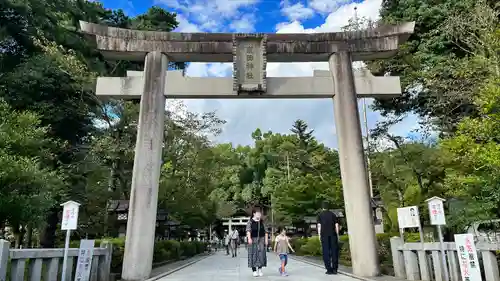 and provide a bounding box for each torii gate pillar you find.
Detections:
[330,51,379,276]
[121,51,168,281]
